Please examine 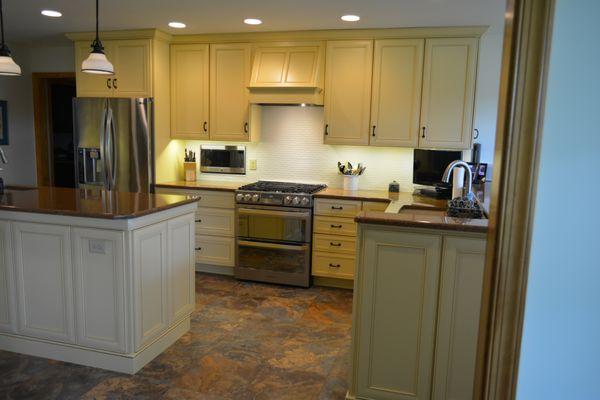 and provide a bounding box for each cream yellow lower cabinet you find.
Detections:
[349,225,486,400]
[195,235,236,267]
